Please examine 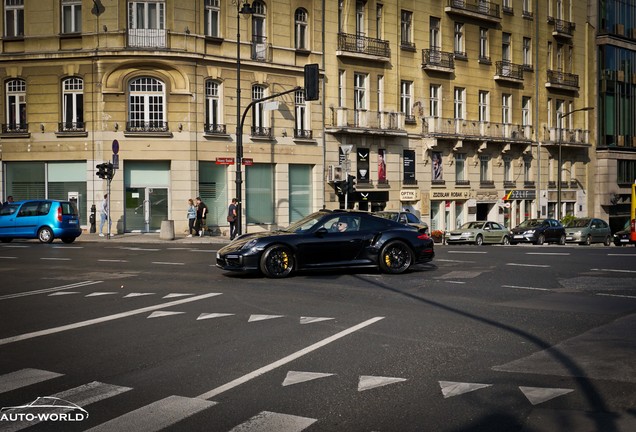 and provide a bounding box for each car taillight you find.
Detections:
[417,233,430,240]
[57,206,63,222]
